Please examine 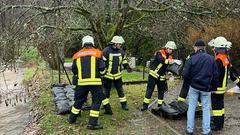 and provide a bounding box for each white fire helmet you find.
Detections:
[164,41,177,49]
[209,36,232,49]
[82,35,94,47]
[111,36,125,44]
